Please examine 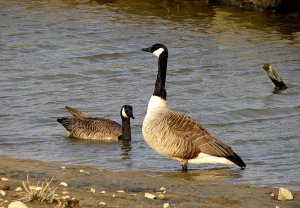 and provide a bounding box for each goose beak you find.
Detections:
[142,47,151,52]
